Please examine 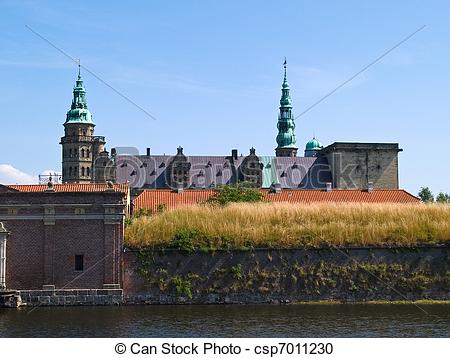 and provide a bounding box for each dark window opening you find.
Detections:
[75,255,84,271]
